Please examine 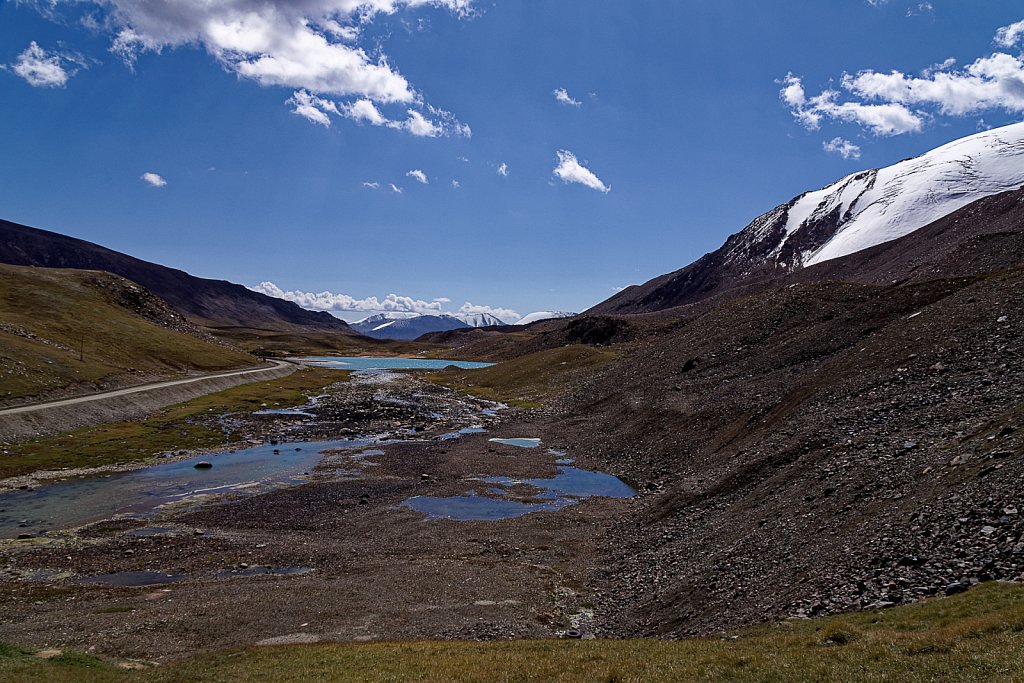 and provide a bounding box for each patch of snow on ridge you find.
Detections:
[790,122,1024,267]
